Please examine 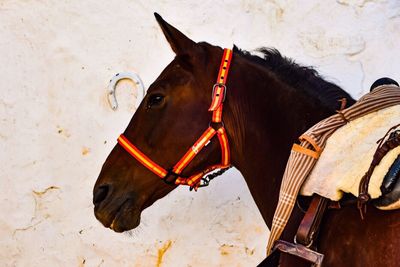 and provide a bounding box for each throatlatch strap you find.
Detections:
[174,127,231,189]
[173,127,217,174]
